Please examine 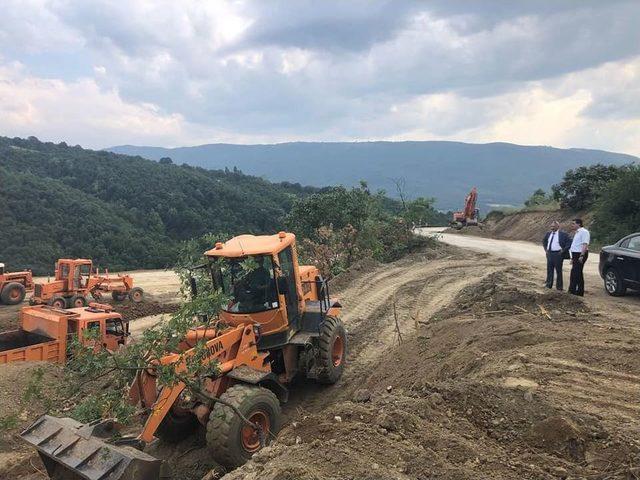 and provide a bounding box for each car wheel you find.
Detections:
[604,268,626,296]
